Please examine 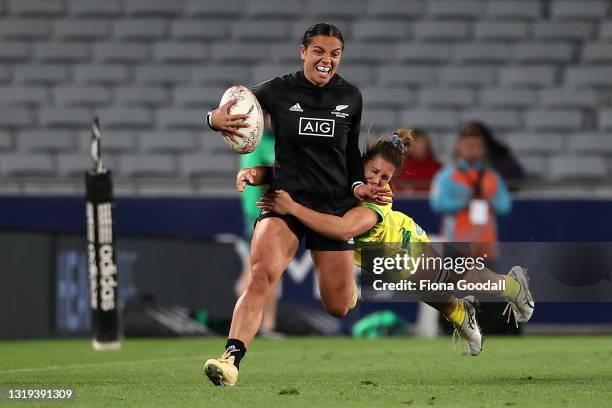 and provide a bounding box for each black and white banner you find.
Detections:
[85,170,121,348]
